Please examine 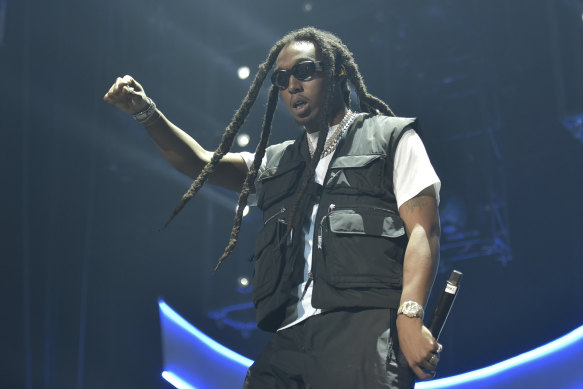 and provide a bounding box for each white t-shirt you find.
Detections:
[240,124,440,330]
